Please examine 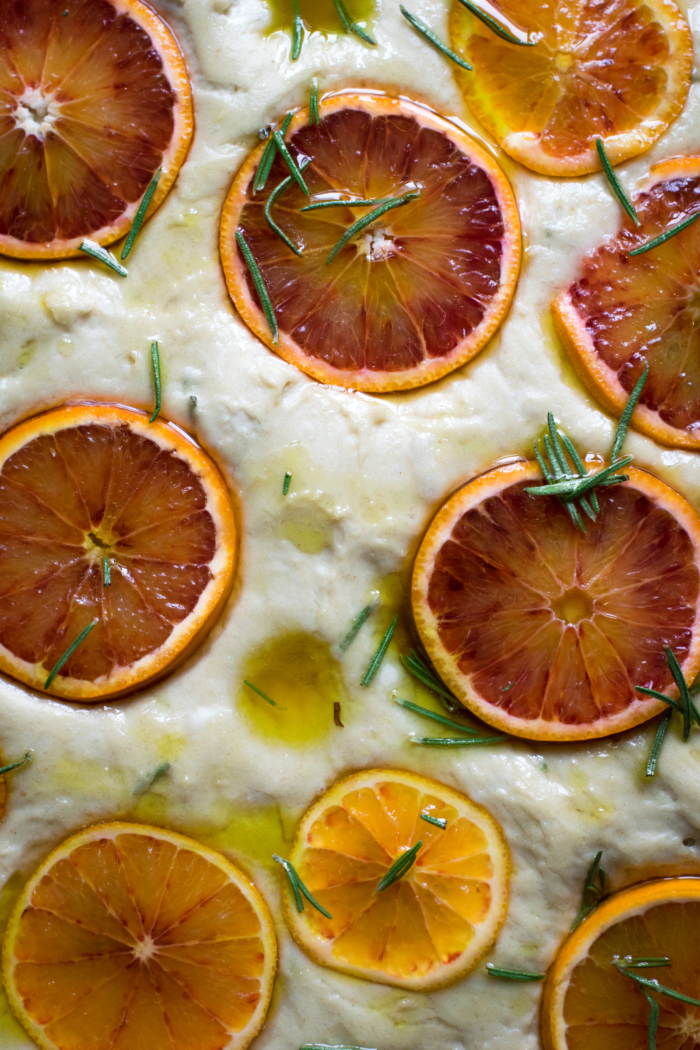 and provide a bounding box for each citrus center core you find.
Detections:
[551,587,593,624]
[14,89,59,139]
